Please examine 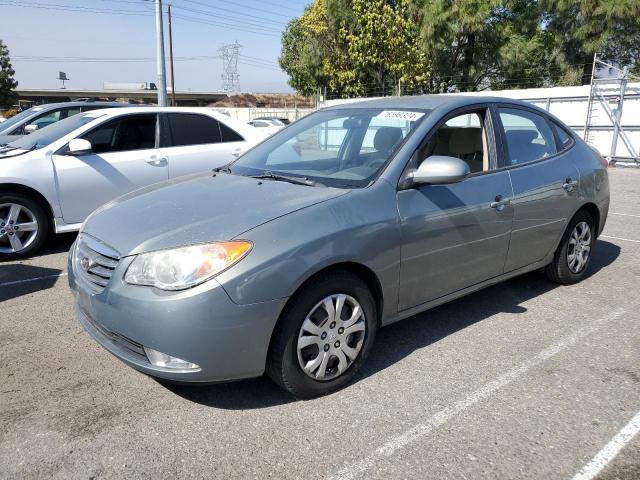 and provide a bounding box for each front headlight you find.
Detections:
[124,241,252,291]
